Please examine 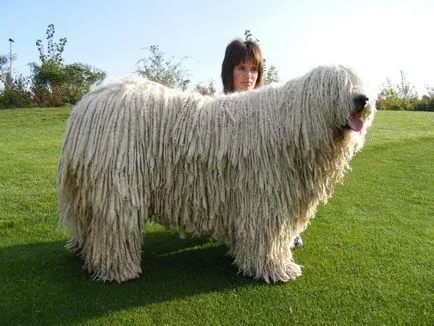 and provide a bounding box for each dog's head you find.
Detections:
[296,65,375,134]
[328,66,375,136]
